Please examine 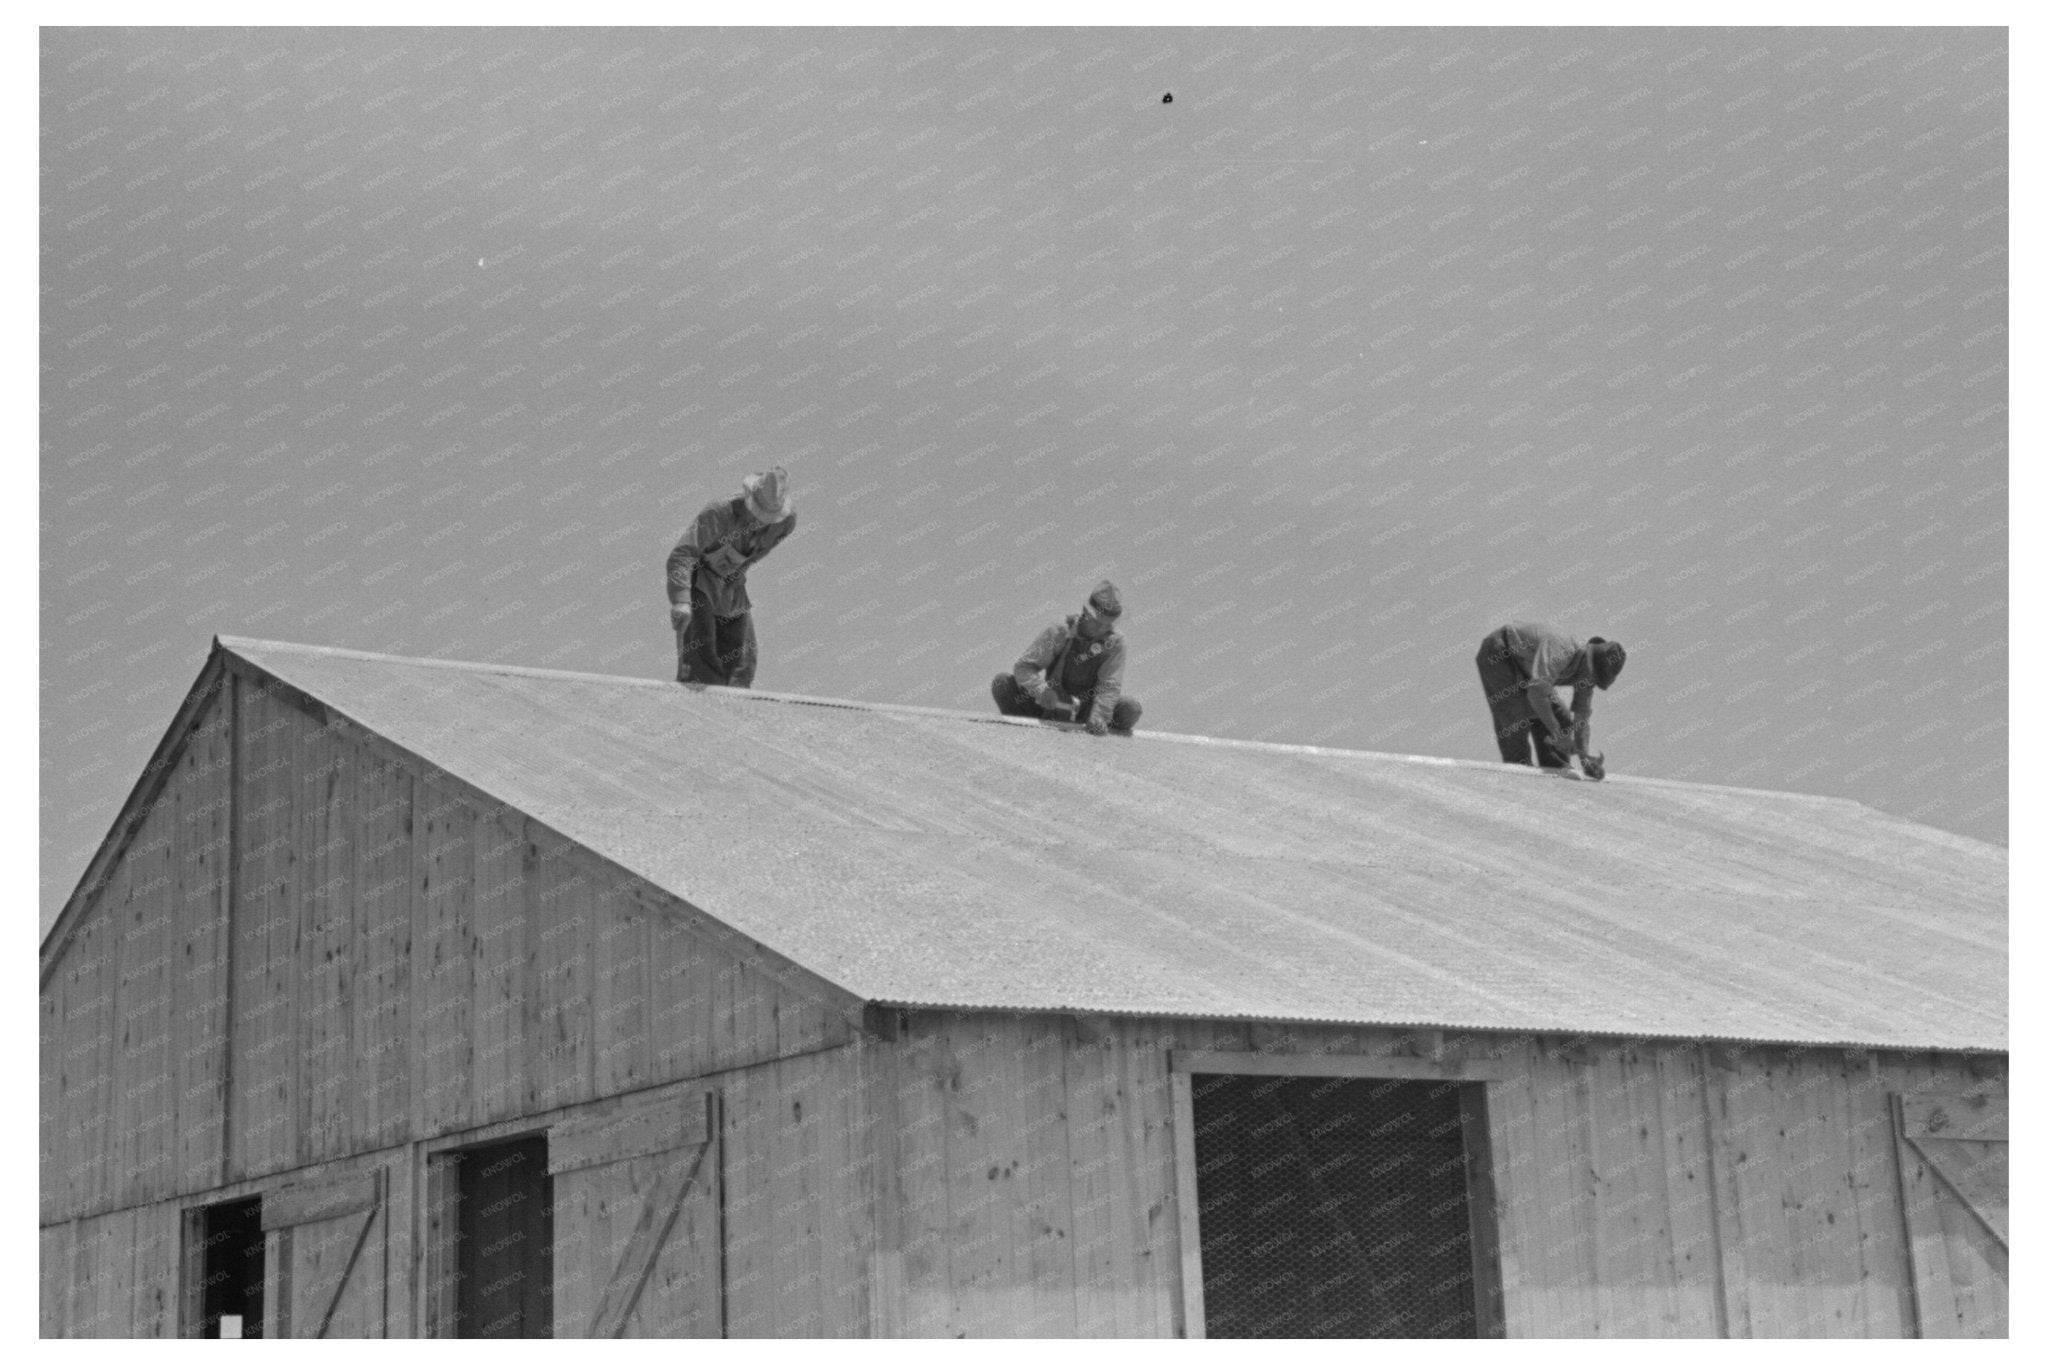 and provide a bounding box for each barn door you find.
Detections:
[1892,1090,2007,1338]
[260,1169,386,1338]
[548,1090,722,1338]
